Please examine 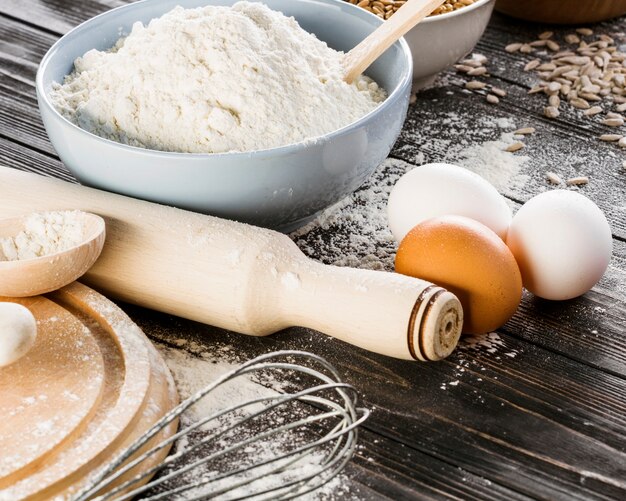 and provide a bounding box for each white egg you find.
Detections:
[0,302,37,367]
[506,190,612,300]
[387,163,512,242]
